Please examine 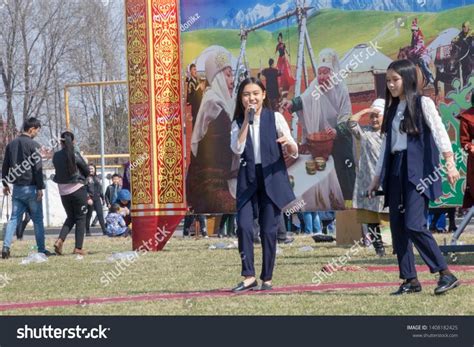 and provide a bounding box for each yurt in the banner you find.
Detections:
[340,43,393,102]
